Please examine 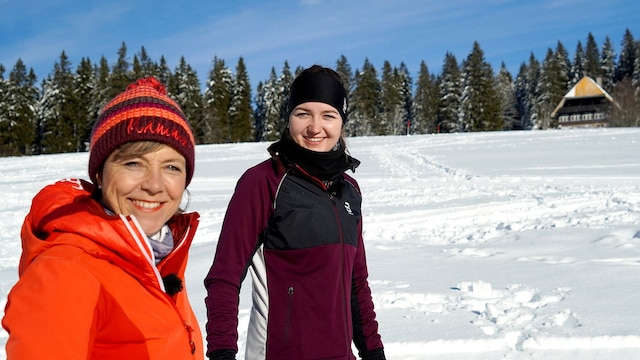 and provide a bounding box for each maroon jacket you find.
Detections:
[204,155,384,359]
